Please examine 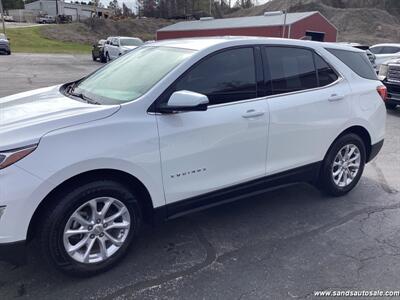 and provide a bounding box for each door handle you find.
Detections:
[328,93,344,102]
[242,109,265,118]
